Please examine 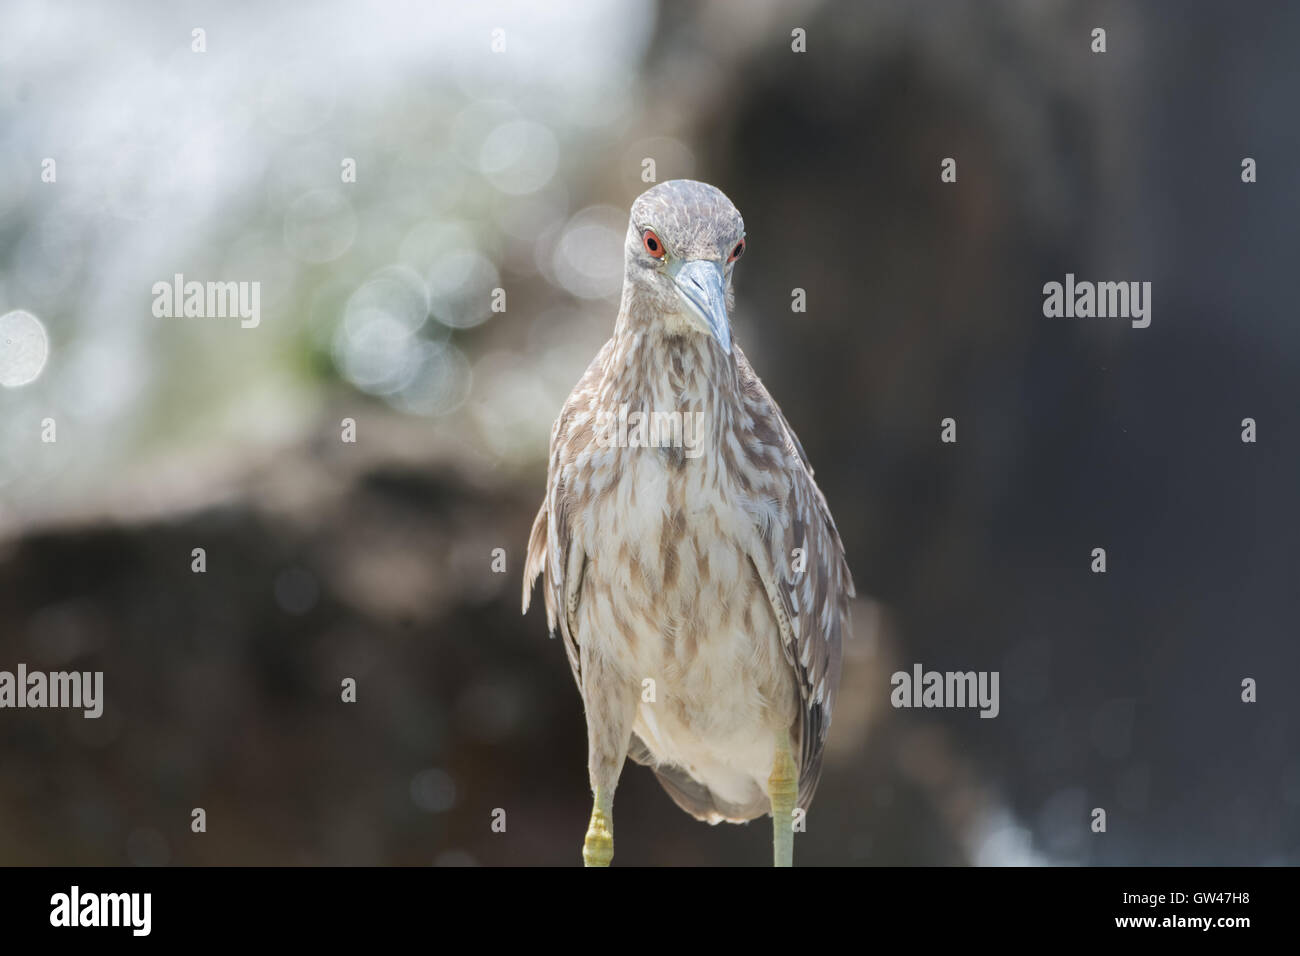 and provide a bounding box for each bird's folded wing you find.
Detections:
[736,349,855,810]
[522,341,613,689]
[523,499,586,689]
